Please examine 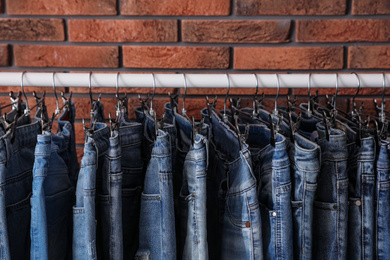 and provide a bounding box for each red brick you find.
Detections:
[235,0,346,15]
[234,47,344,70]
[297,19,390,42]
[352,0,390,15]
[0,44,10,66]
[0,19,64,41]
[123,46,230,69]
[182,20,291,43]
[349,46,390,69]
[68,19,178,43]
[14,45,119,68]
[7,0,116,15]
[121,0,230,15]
